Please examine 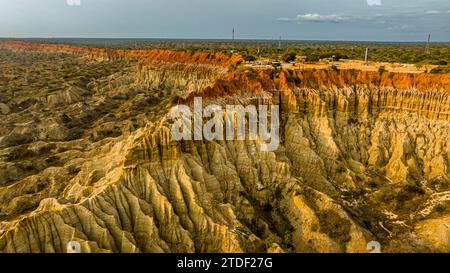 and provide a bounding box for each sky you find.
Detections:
[0,0,449,42]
